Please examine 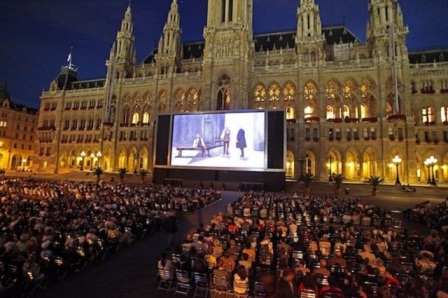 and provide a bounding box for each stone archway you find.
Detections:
[286,150,295,178]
